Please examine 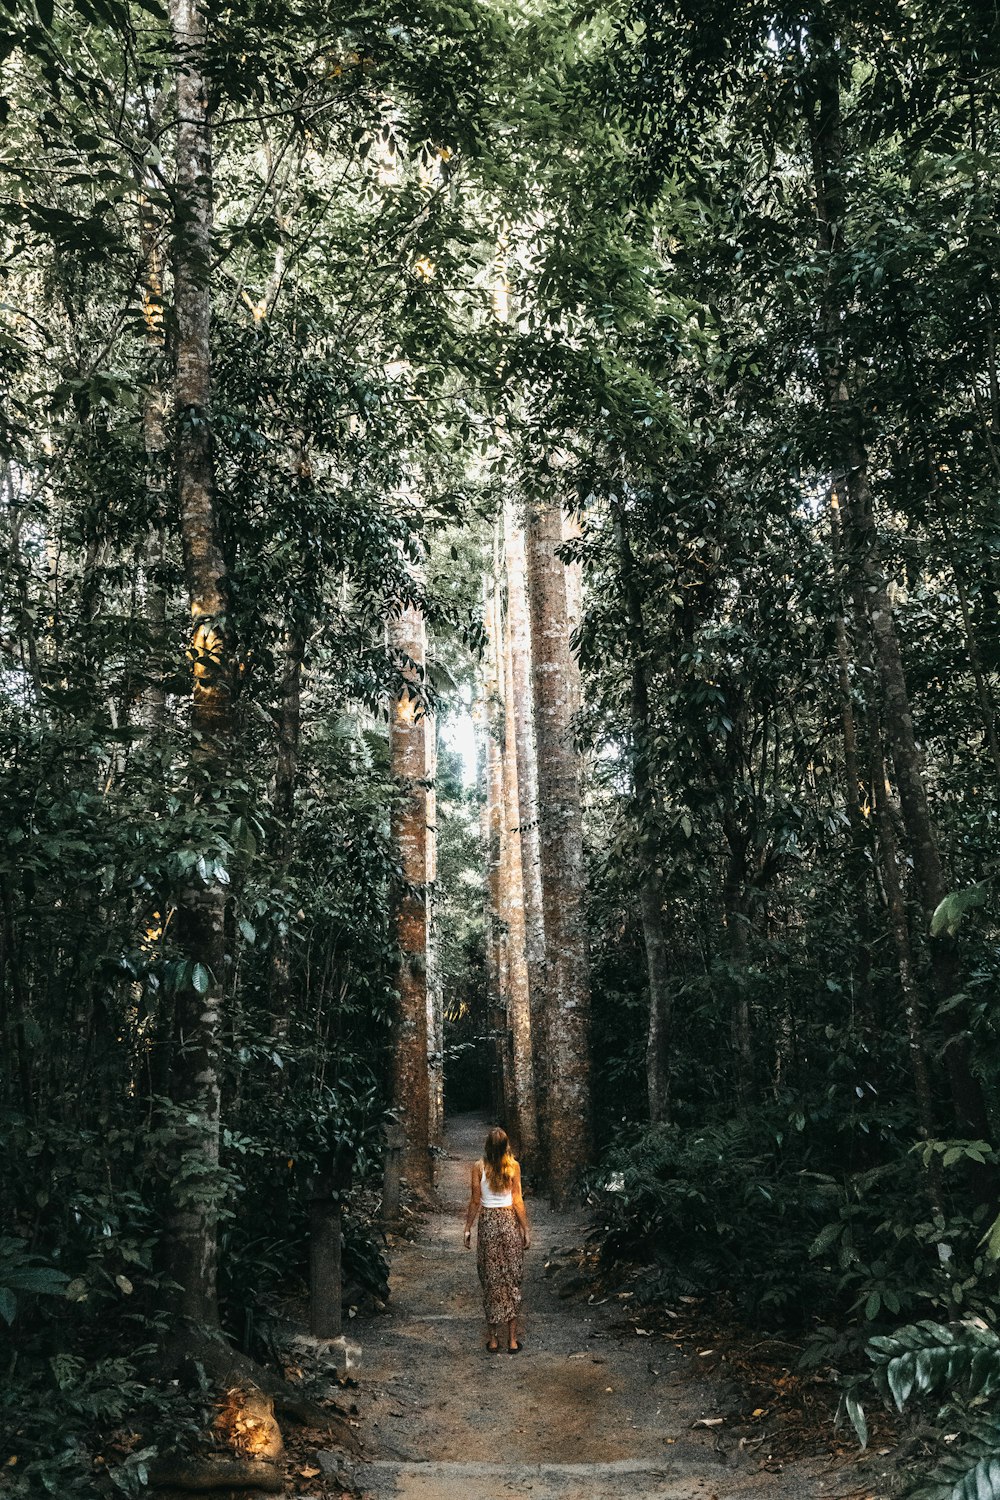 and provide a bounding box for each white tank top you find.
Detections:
[479,1165,513,1208]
